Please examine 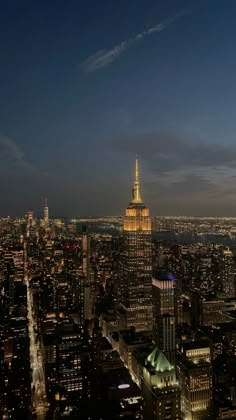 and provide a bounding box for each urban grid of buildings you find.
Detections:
[0,159,236,419]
